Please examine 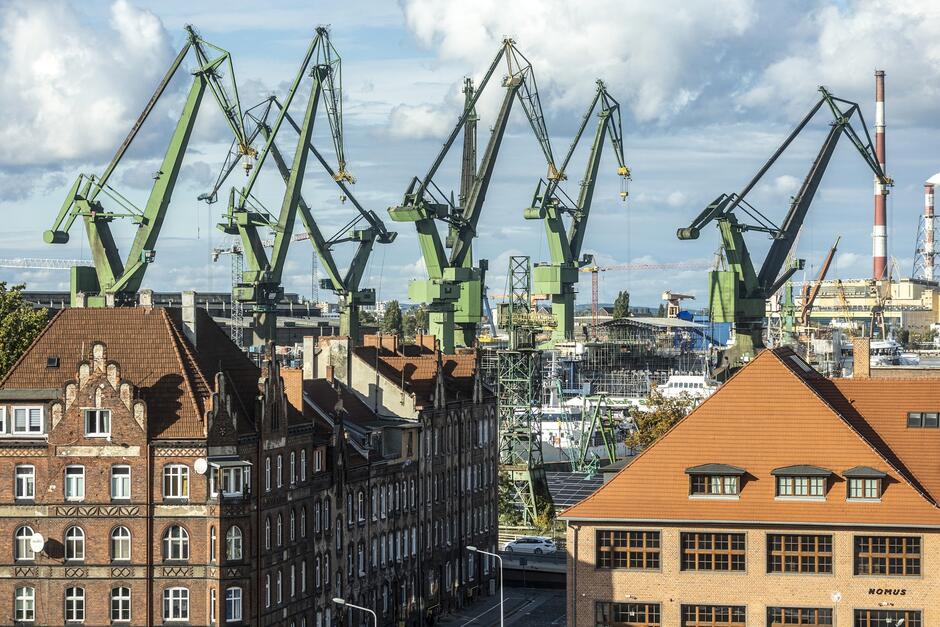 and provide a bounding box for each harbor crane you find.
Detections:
[388,39,557,354]
[524,79,630,345]
[45,26,255,307]
[678,86,890,374]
